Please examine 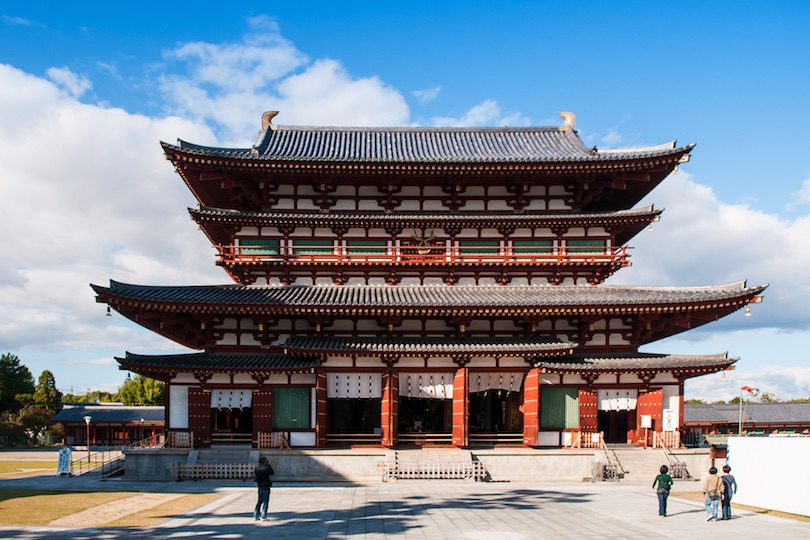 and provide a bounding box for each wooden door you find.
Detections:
[636,388,663,447]
[452,368,469,447]
[188,388,212,447]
